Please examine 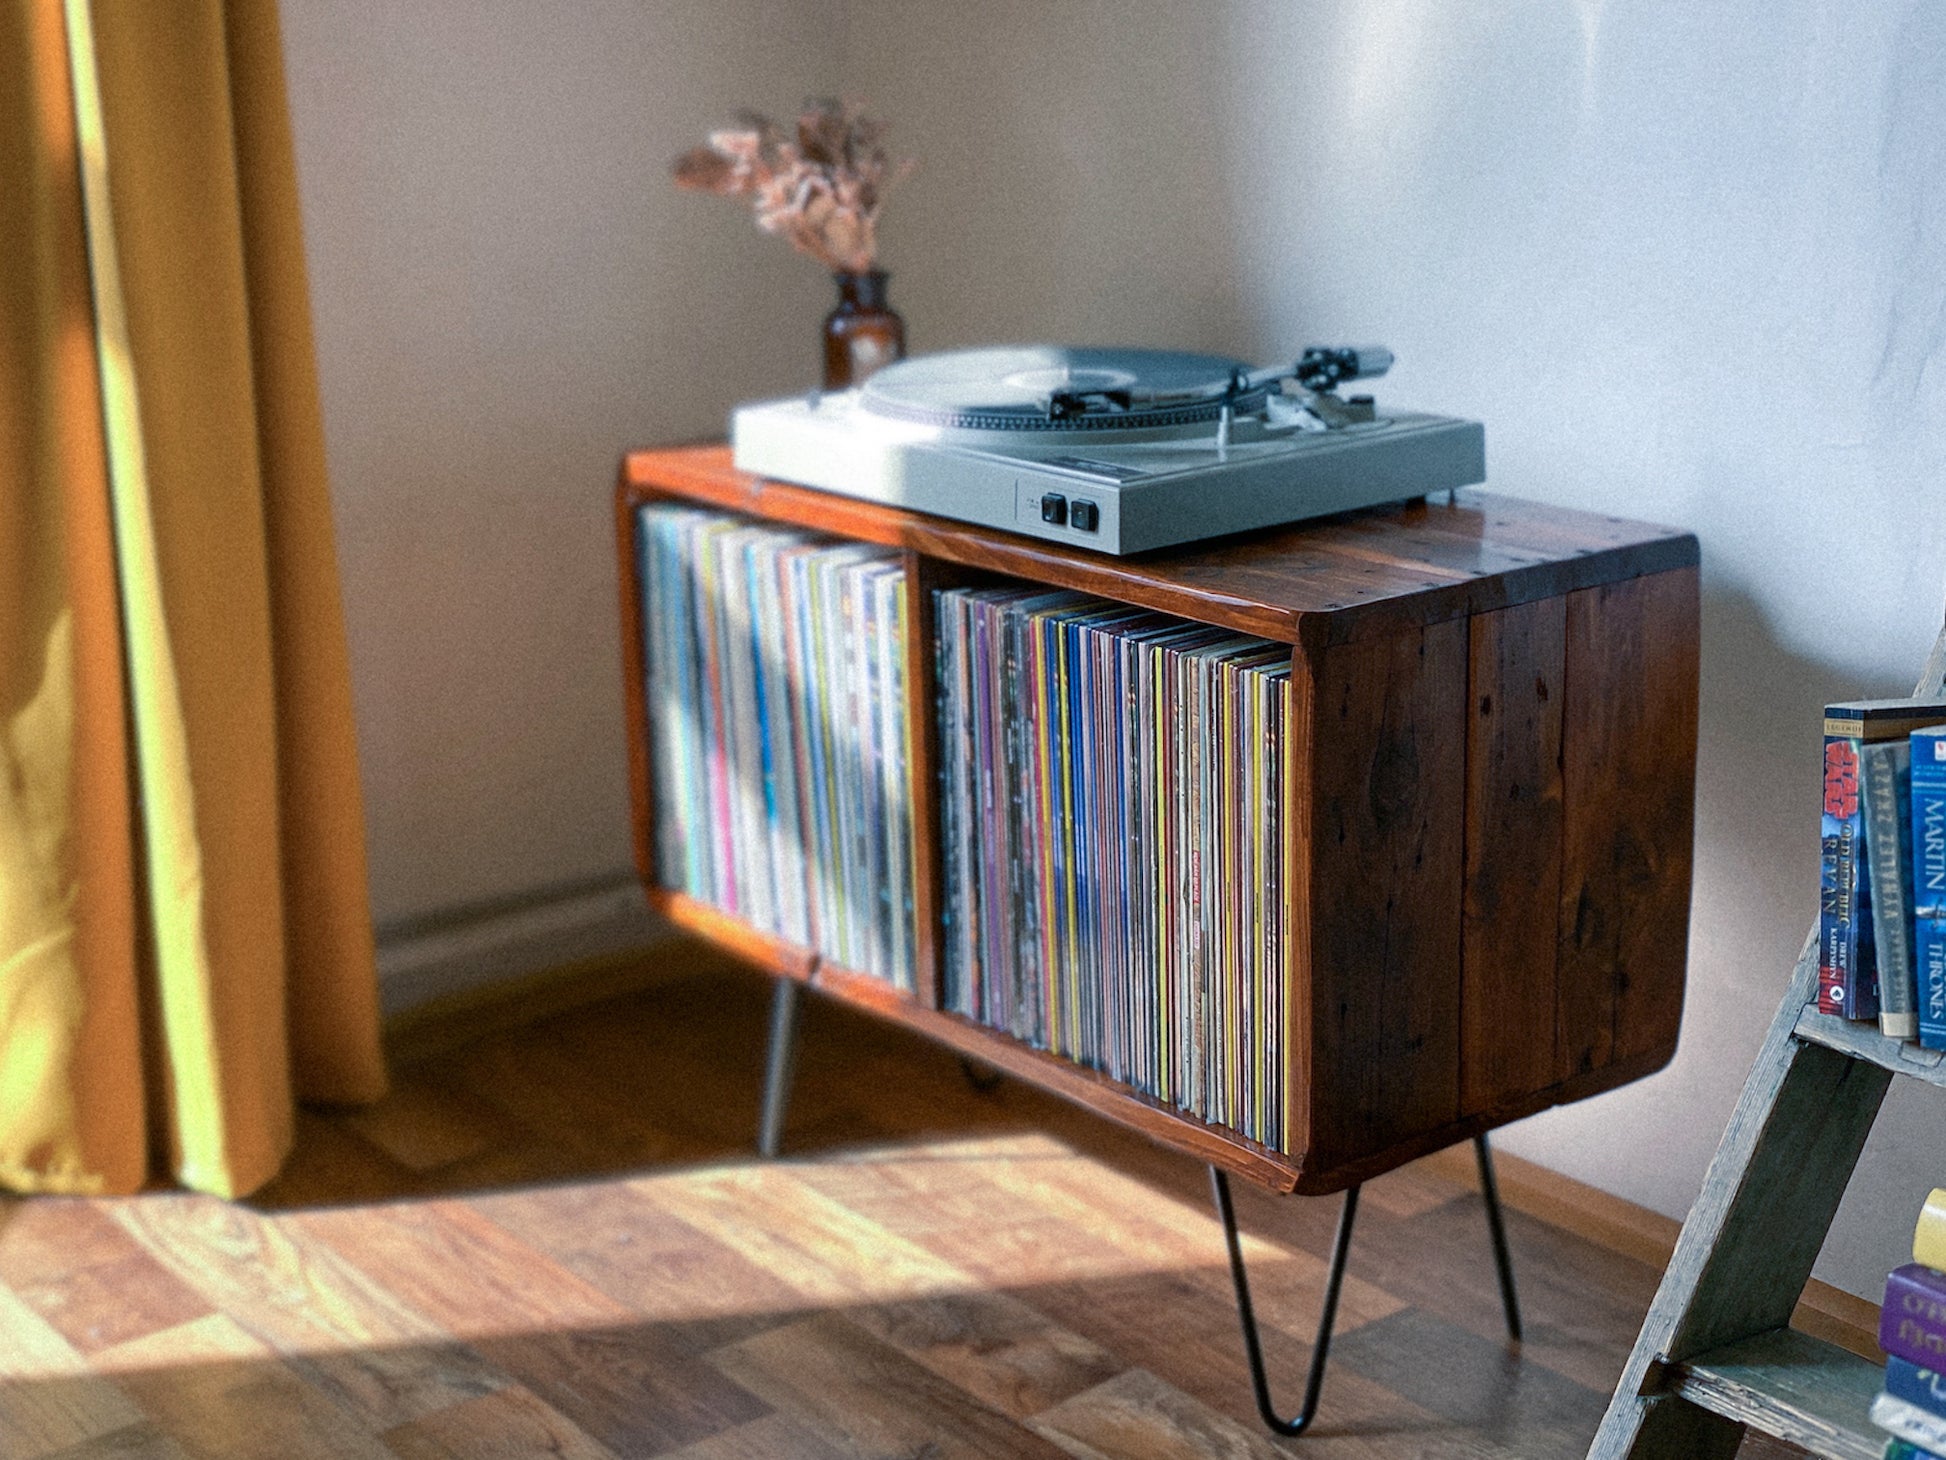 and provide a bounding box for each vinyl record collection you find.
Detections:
[637,504,916,992]
[934,587,1292,1151]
